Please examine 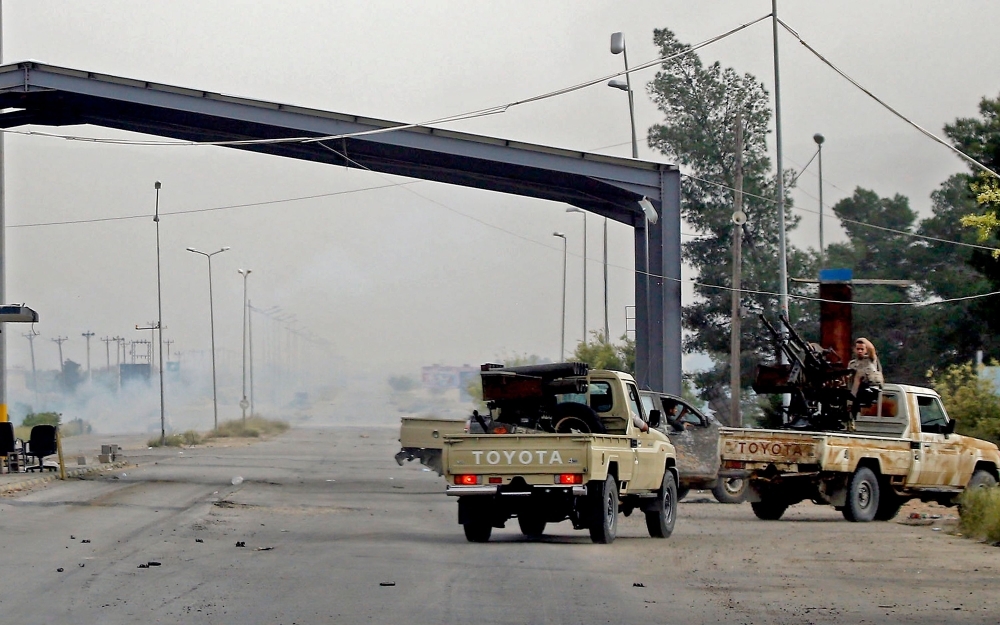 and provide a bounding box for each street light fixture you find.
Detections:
[565,208,587,343]
[238,268,251,426]
[814,133,825,266]
[187,245,230,430]
[553,232,567,360]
